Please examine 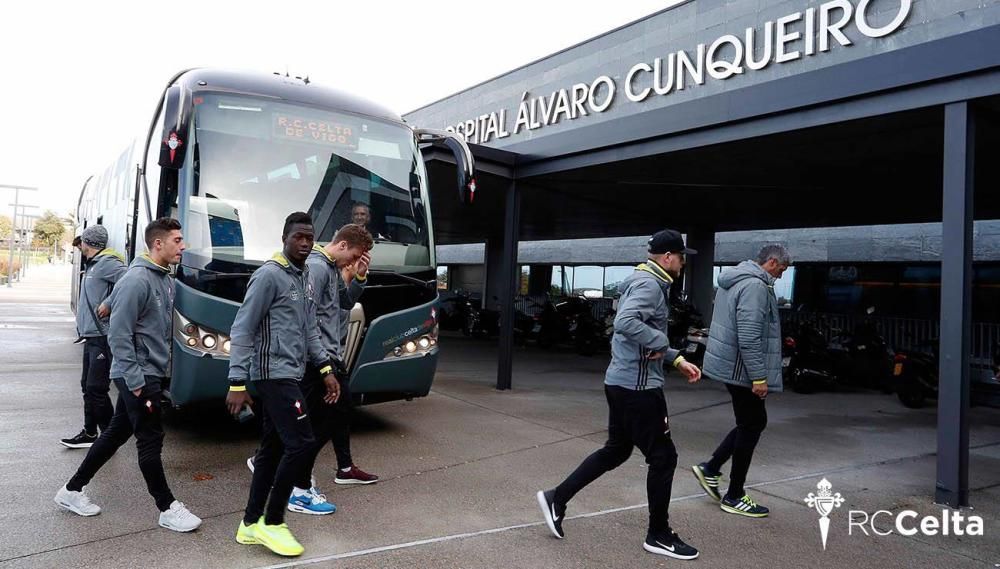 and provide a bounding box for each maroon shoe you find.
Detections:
[334,465,379,485]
